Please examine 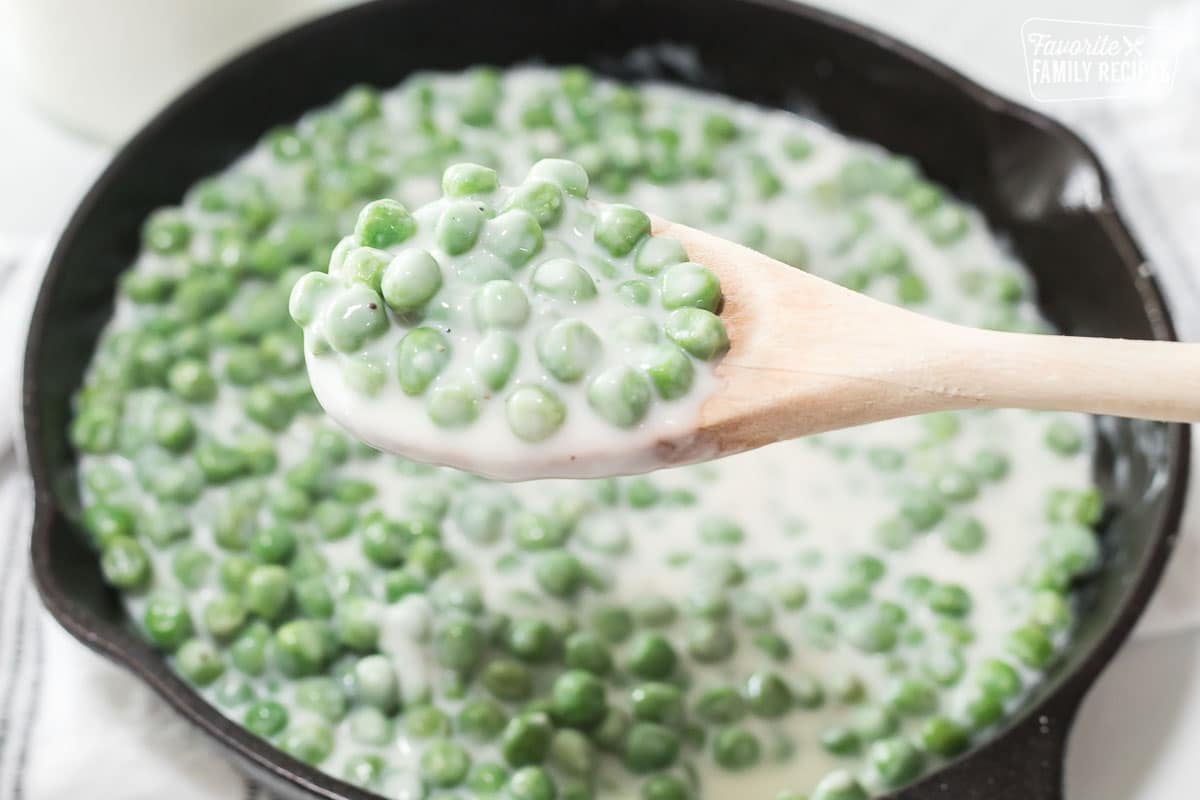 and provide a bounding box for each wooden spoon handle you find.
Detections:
[948,326,1200,422]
